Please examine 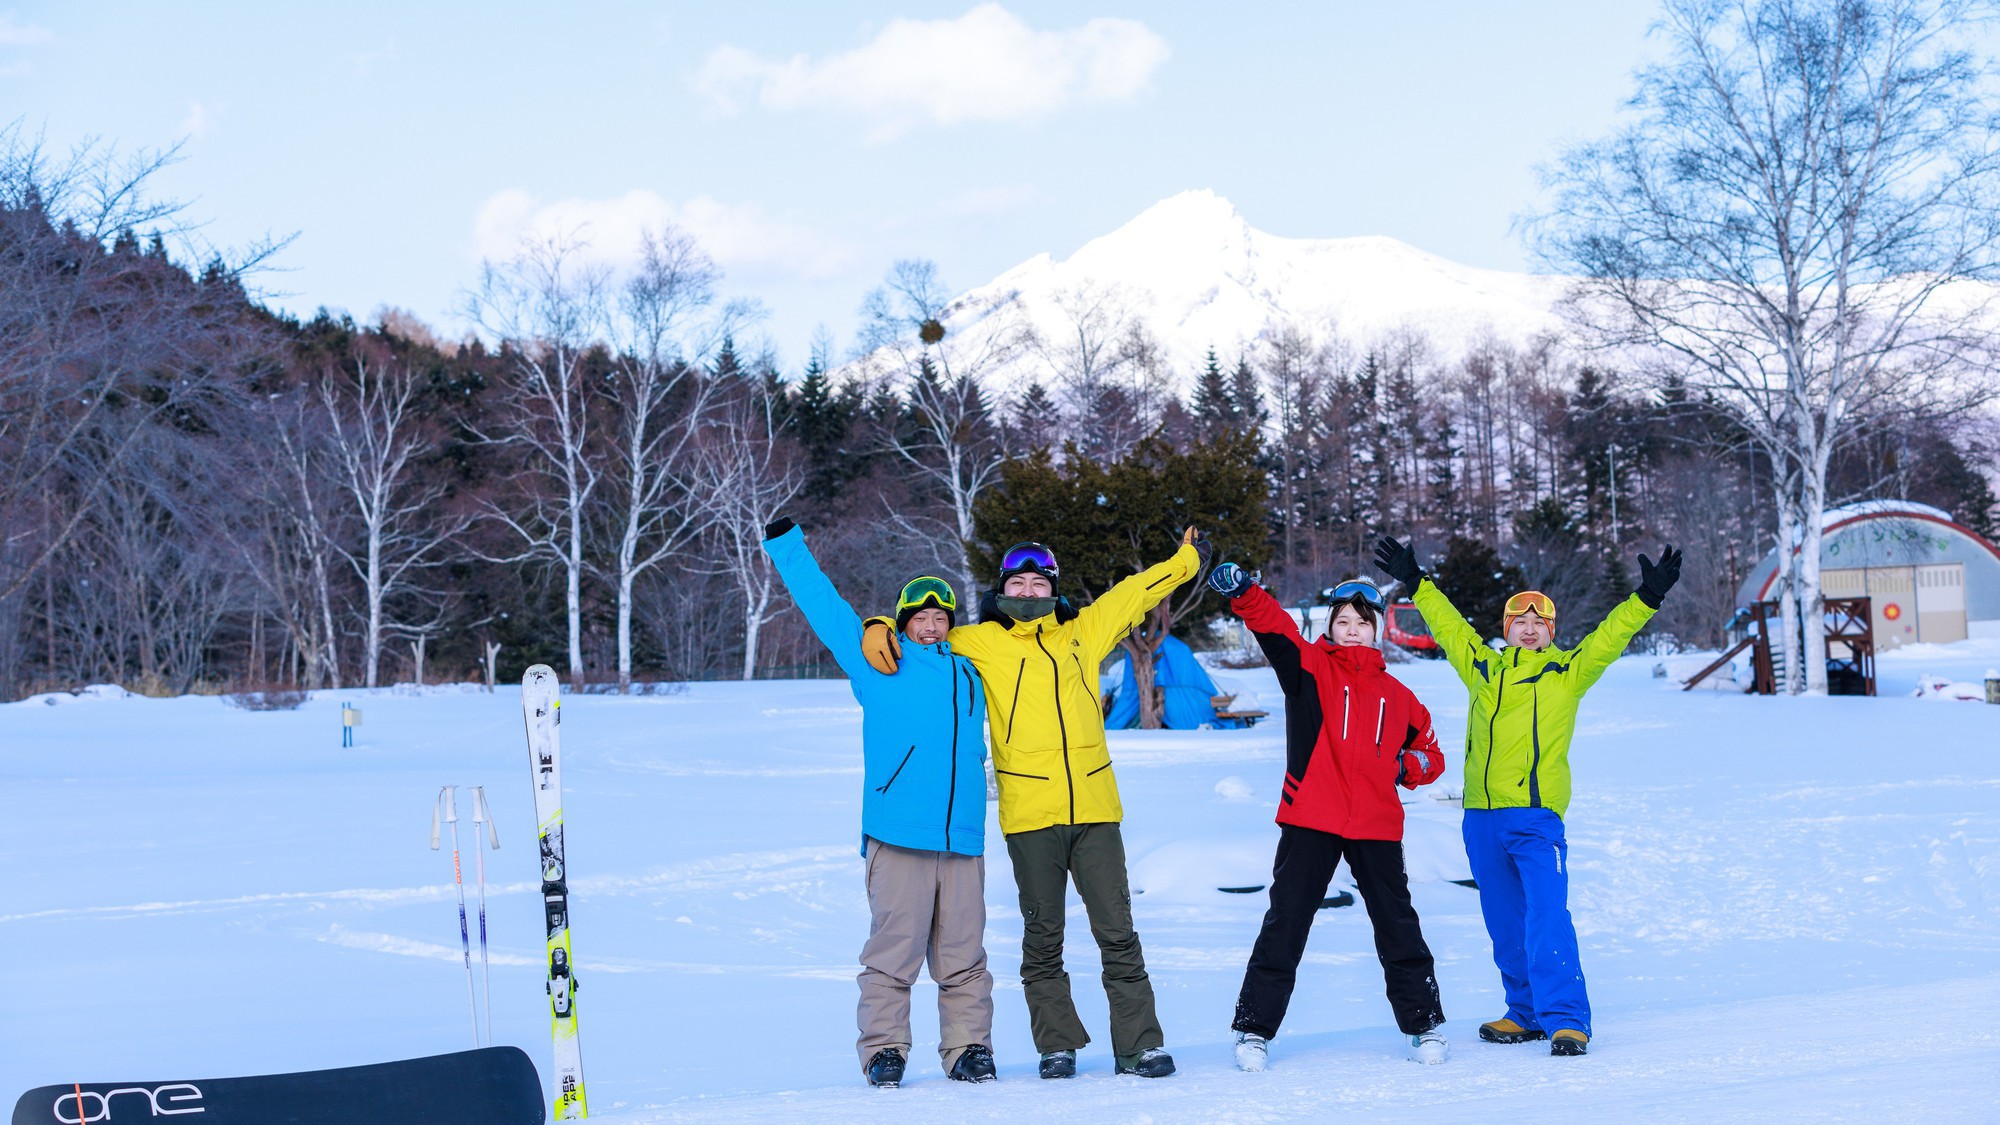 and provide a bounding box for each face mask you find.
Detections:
[996,595,1059,621]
